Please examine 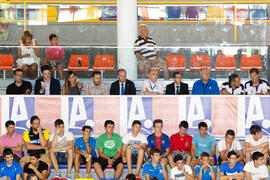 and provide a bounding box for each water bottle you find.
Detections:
[78,57,81,67]
[50,61,56,68]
